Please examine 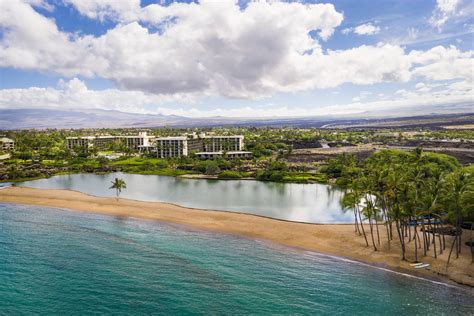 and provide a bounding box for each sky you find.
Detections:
[0,0,473,118]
